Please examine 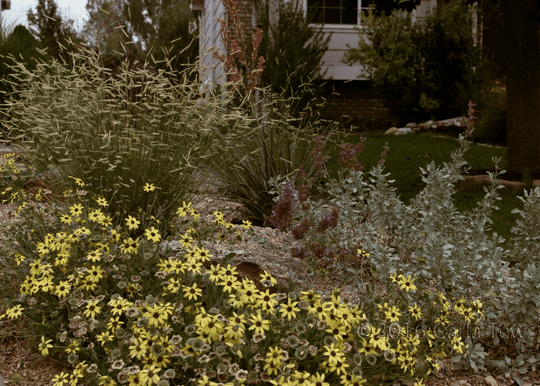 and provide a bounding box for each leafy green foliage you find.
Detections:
[2,46,219,225]
[343,0,492,124]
